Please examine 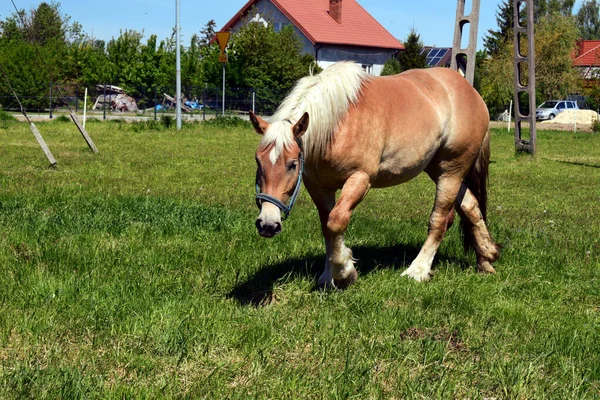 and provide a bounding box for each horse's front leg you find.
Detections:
[320,172,371,289]
[303,179,335,288]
